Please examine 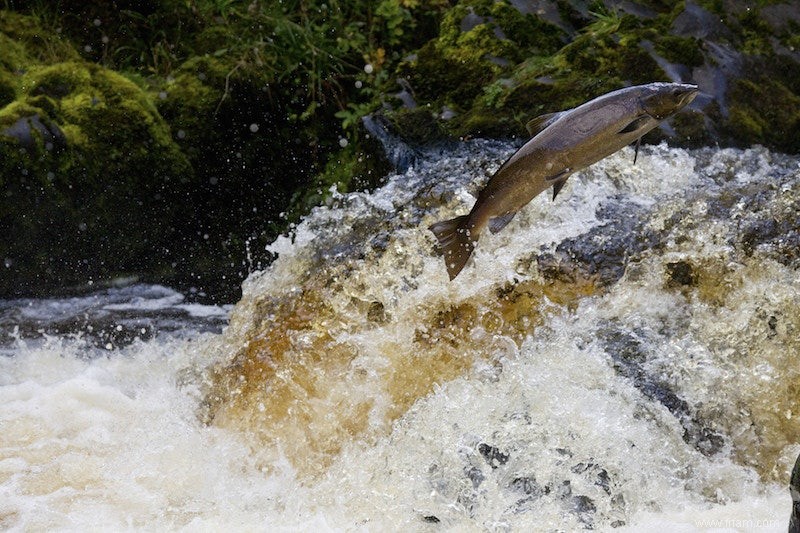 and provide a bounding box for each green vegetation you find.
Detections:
[727,77,800,152]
